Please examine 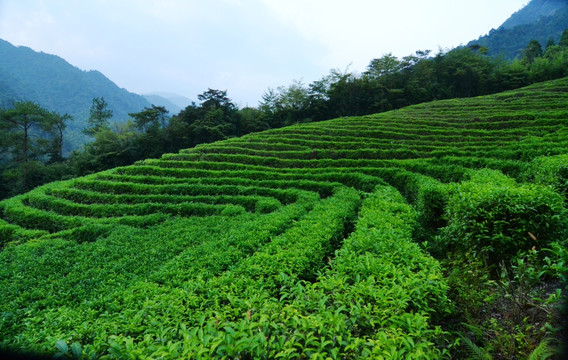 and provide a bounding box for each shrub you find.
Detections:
[220,204,246,217]
[413,176,449,244]
[66,223,113,244]
[524,154,568,199]
[437,170,567,268]
[254,198,281,214]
